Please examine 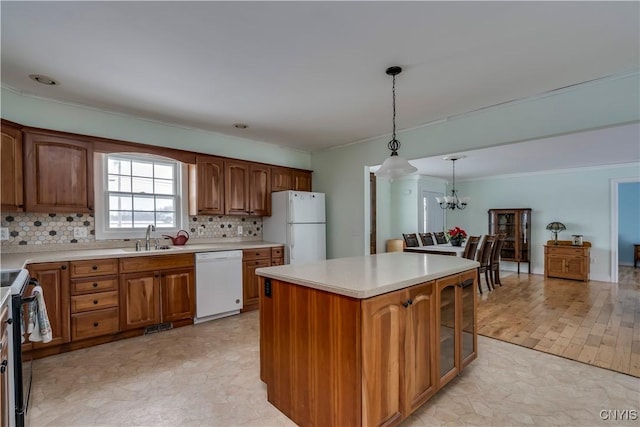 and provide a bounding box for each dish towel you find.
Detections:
[27,286,53,343]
